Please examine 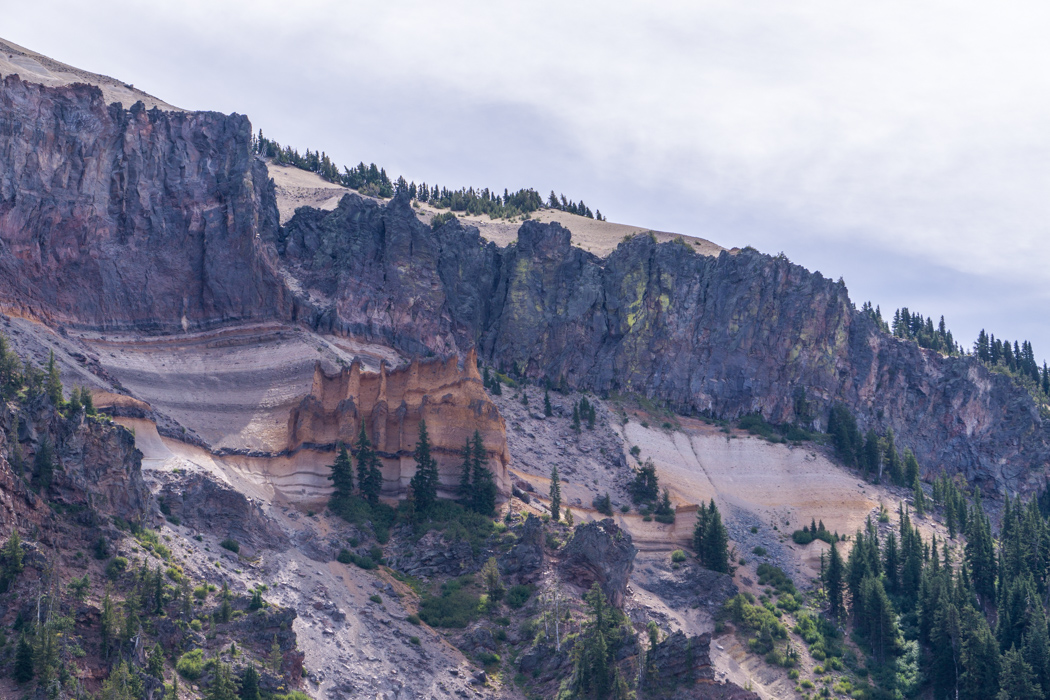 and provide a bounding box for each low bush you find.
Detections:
[176,649,204,680]
[756,563,796,596]
[418,576,481,628]
[671,549,687,563]
[219,539,240,553]
[505,584,533,610]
